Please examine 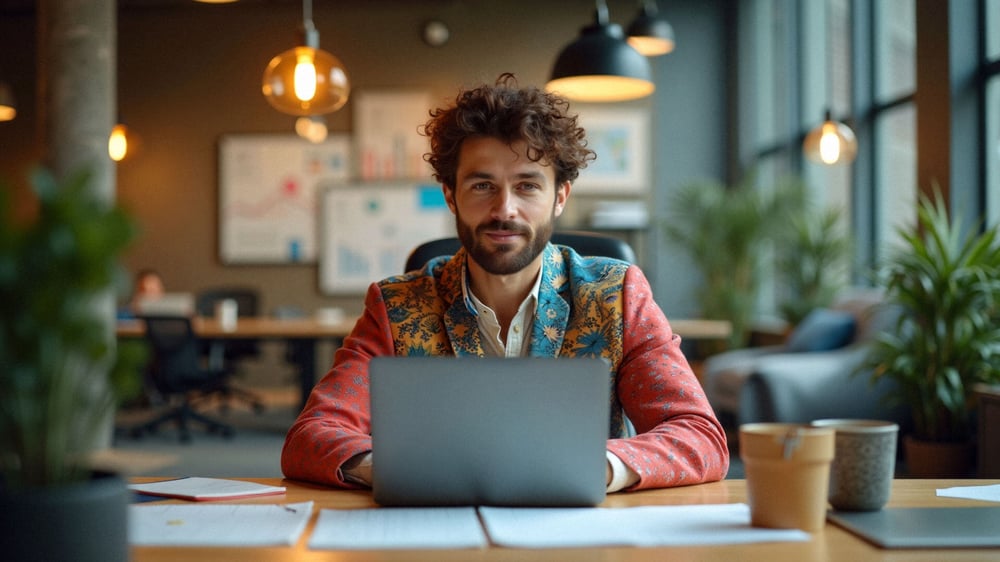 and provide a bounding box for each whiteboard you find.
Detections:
[218,134,352,264]
[319,182,454,294]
